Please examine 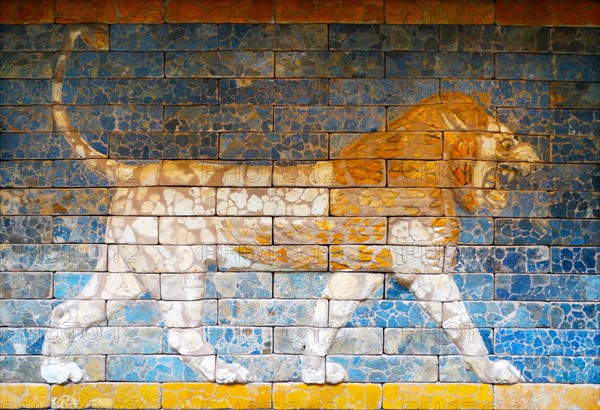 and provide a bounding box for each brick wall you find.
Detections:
[1,1,599,409]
